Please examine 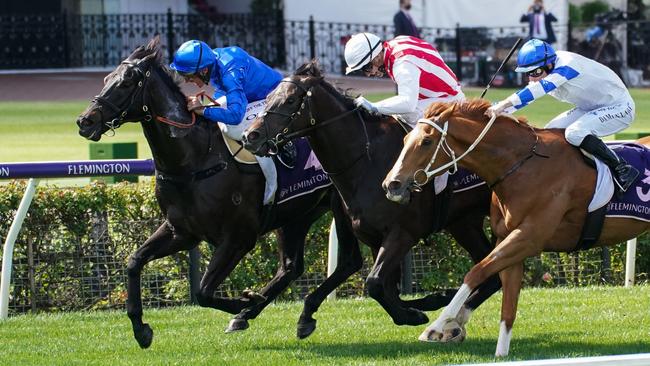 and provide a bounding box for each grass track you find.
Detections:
[2,88,650,163]
[1,286,648,365]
